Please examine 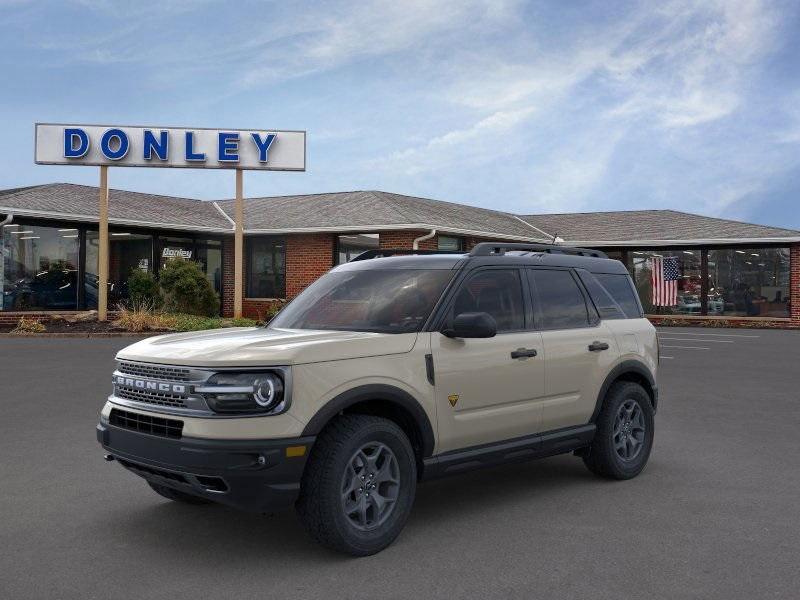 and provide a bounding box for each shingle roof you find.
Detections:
[0,183,230,232]
[215,190,549,240]
[519,210,800,244]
